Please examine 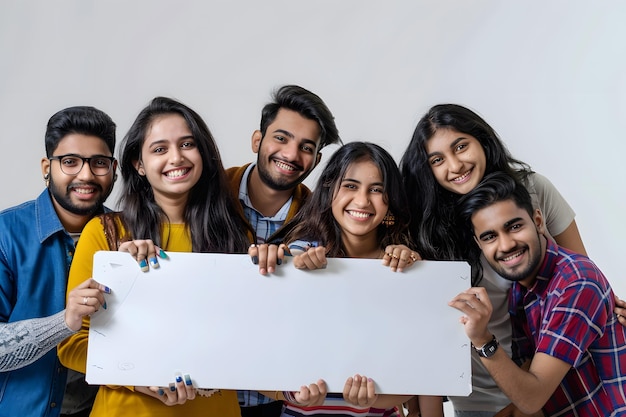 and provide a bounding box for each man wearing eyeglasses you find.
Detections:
[0,106,116,417]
